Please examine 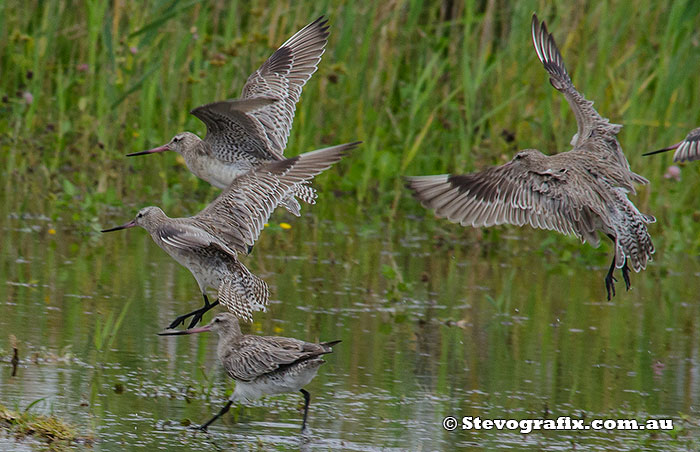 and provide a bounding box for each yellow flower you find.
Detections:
[132,131,140,138]
[48,228,56,235]
[273,325,283,334]
[280,222,291,230]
